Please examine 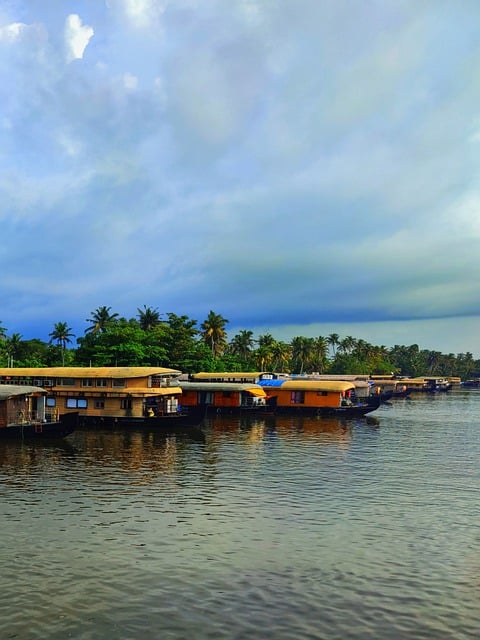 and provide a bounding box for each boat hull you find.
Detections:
[271,398,381,418]
[0,412,78,440]
[77,406,207,431]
